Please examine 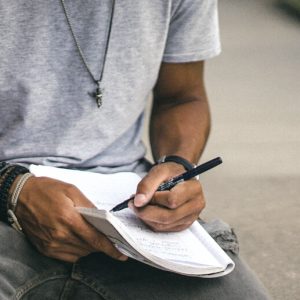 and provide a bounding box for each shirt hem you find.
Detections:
[162,47,221,63]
